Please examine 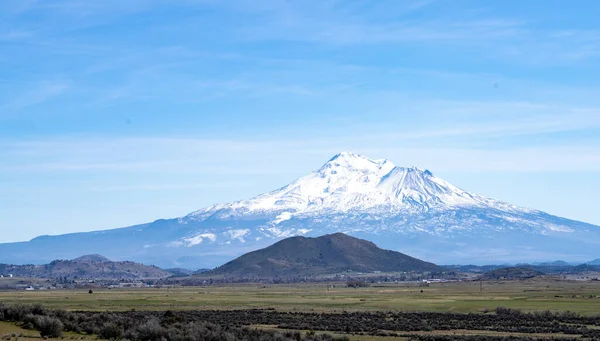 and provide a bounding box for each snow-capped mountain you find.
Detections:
[1,152,598,268]
[187,152,528,219]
